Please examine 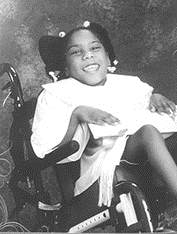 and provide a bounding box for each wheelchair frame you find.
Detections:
[0,63,154,232]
